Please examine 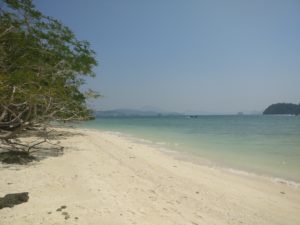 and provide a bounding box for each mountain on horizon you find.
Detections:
[94,109,182,117]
